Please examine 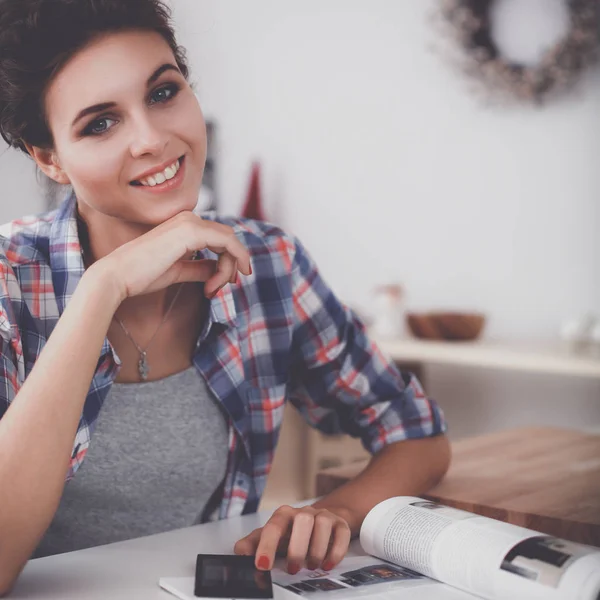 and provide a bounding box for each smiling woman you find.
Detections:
[31,28,206,227]
[0,0,449,595]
